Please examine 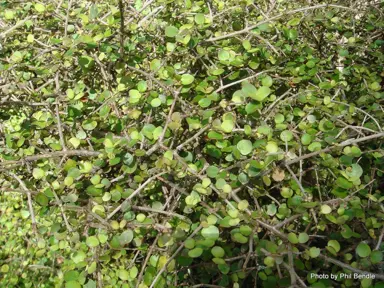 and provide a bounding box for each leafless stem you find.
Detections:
[149,224,203,288]
[207,4,356,42]
[7,172,37,234]
[106,172,166,220]
[64,0,74,37]
[0,150,100,168]
[375,227,384,250]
